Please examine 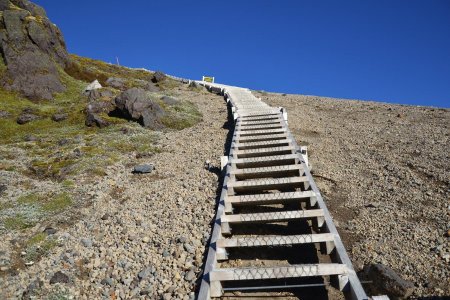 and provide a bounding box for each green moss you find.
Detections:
[66,54,153,87]
[24,235,57,262]
[0,202,13,211]
[161,101,202,130]
[61,179,75,188]
[30,158,78,179]
[3,214,33,230]
[27,232,47,246]
[97,112,128,125]
[88,166,107,177]
[41,193,72,213]
[18,193,43,205]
